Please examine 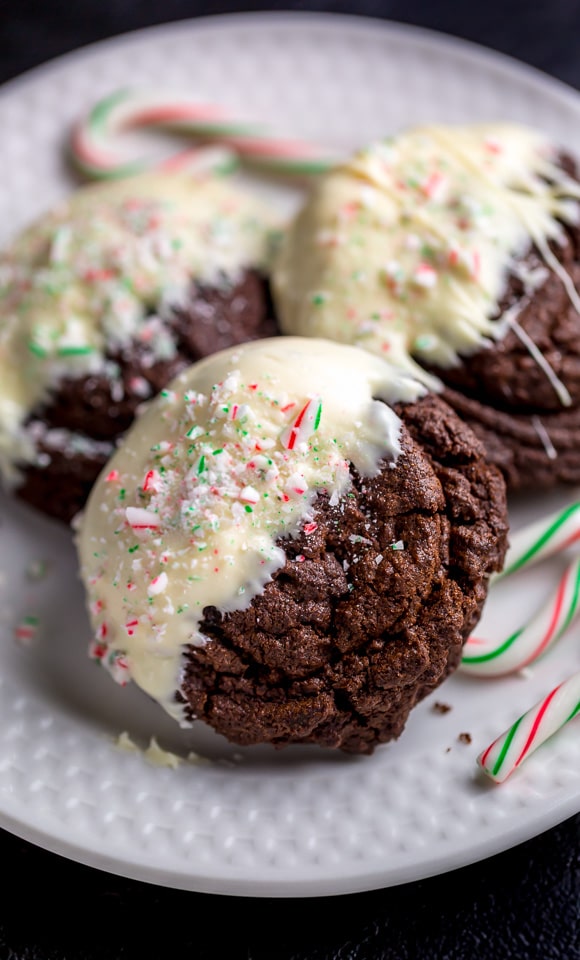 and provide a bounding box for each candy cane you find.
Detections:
[493,501,580,582]
[478,670,580,782]
[462,556,580,676]
[70,89,339,180]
